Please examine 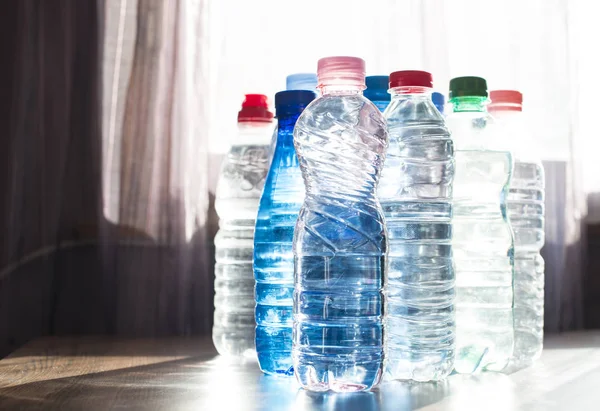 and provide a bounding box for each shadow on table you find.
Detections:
[542,331,600,350]
[0,353,239,409]
[6,336,219,359]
